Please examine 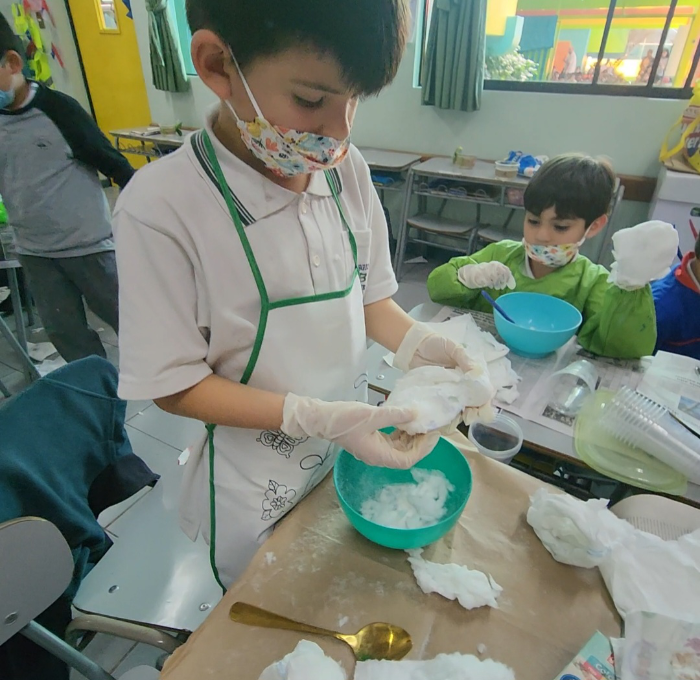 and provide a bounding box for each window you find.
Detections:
[96,0,119,33]
[418,0,700,98]
[173,0,196,76]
